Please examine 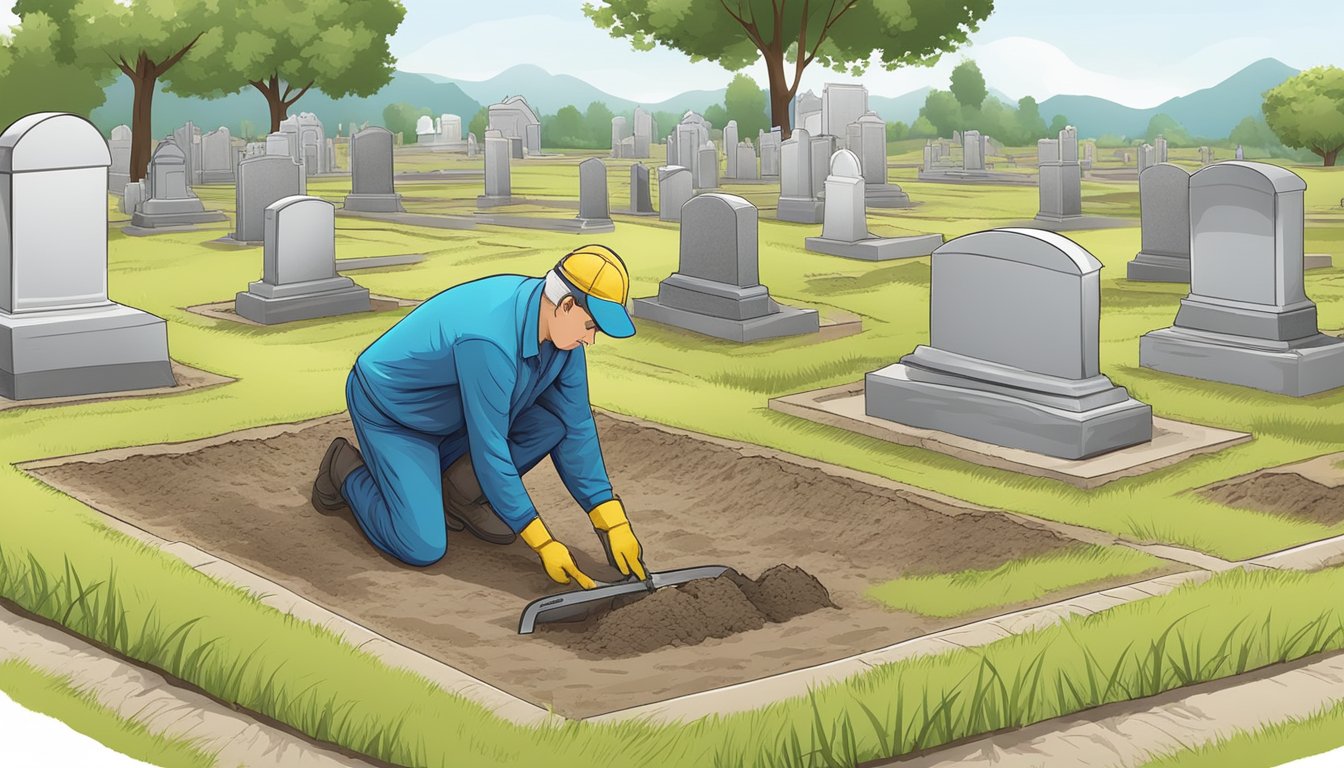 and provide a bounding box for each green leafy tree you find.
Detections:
[0,12,113,131]
[885,121,909,142]
[1048,114,1070,135]
[1229,115,1278,149]
[544,105,586,147]
[702,104,729,130]
[468,107,489,141]
[1261,66,1344,166]
[908,115,938,139]
[724,73,768,137]
[585,0,993,138]
[949,59,987,109]
[919,90,963,137]
[383,103,430,144]
[1144,113,1191,145]
[15,0,225,181]
[1014,96,1047,144]
[168,0,404,134]
[583,101,615,148]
